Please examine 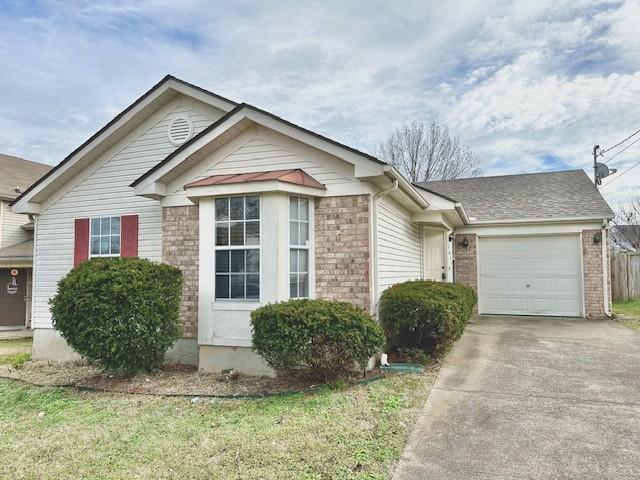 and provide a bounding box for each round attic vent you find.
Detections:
[168,116,193,145]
